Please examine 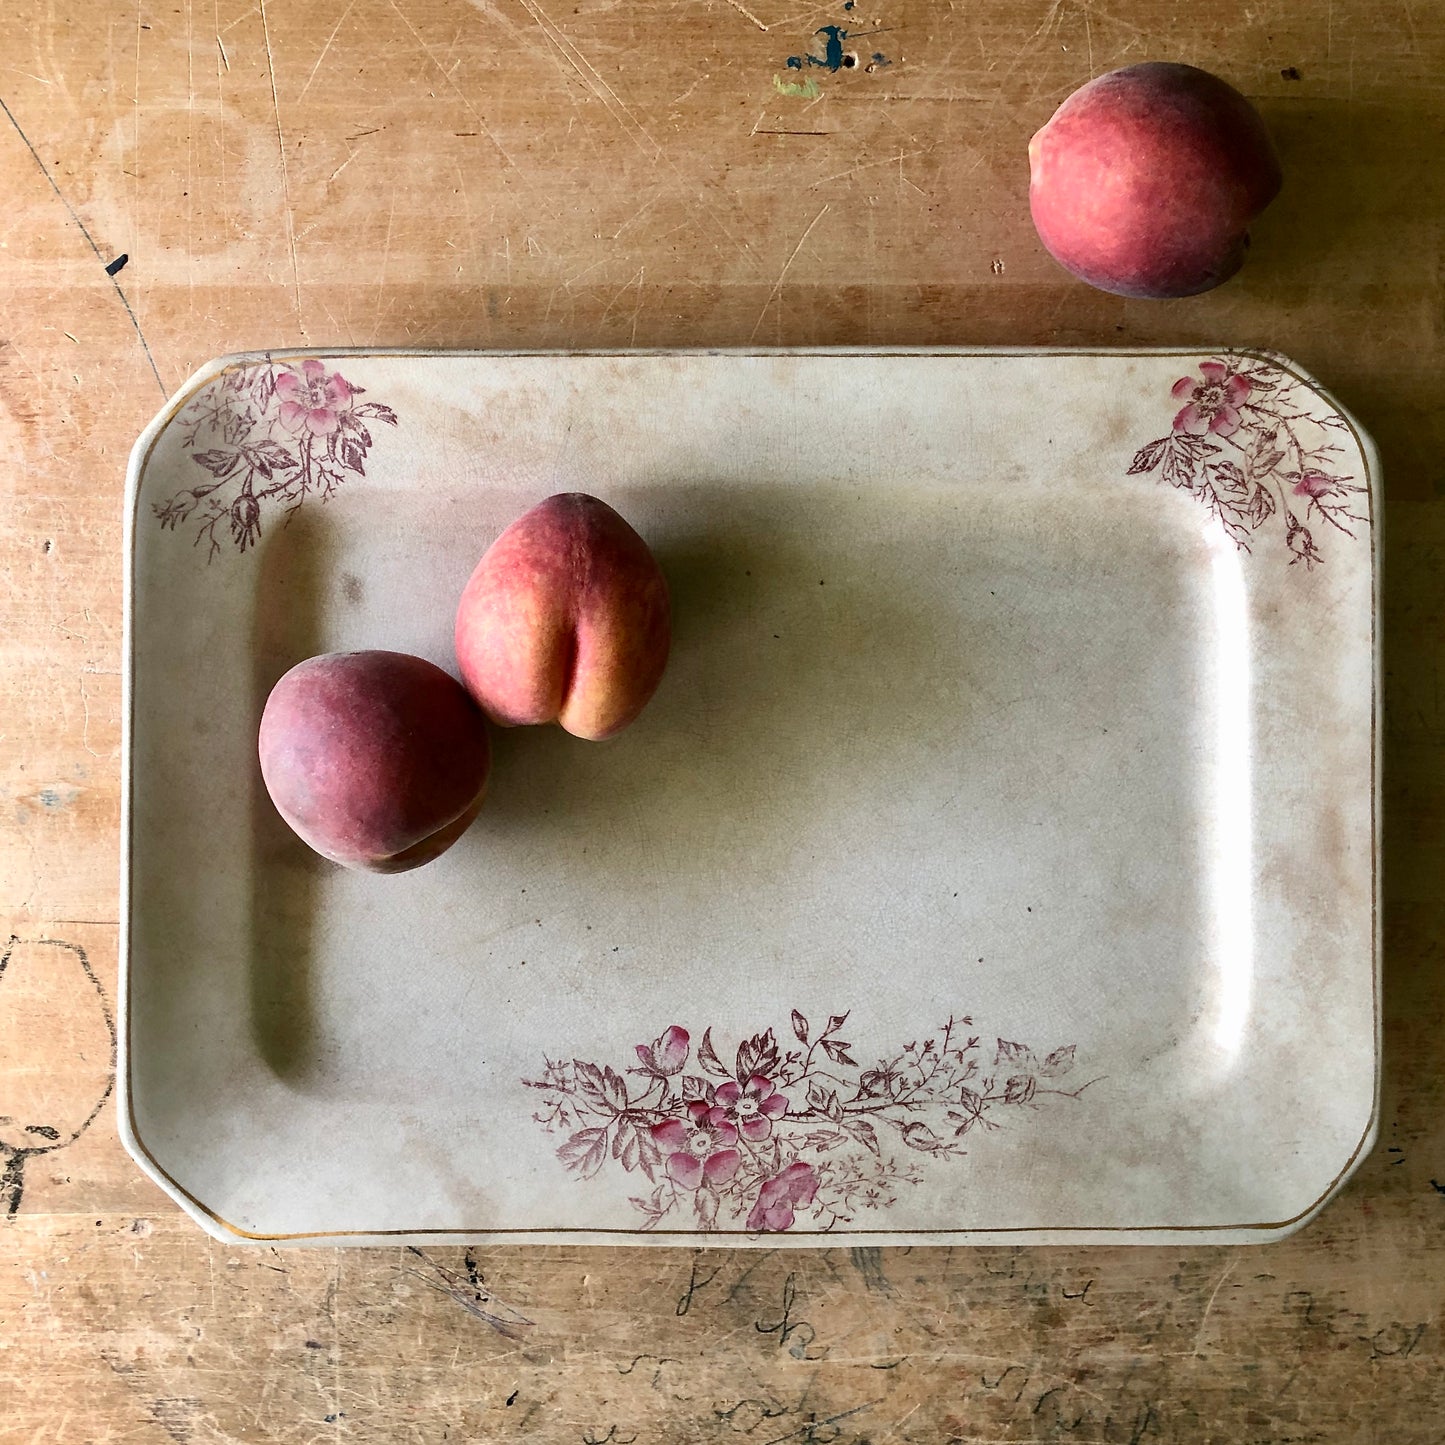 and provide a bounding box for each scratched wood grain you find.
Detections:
[1,0,1442,1440]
